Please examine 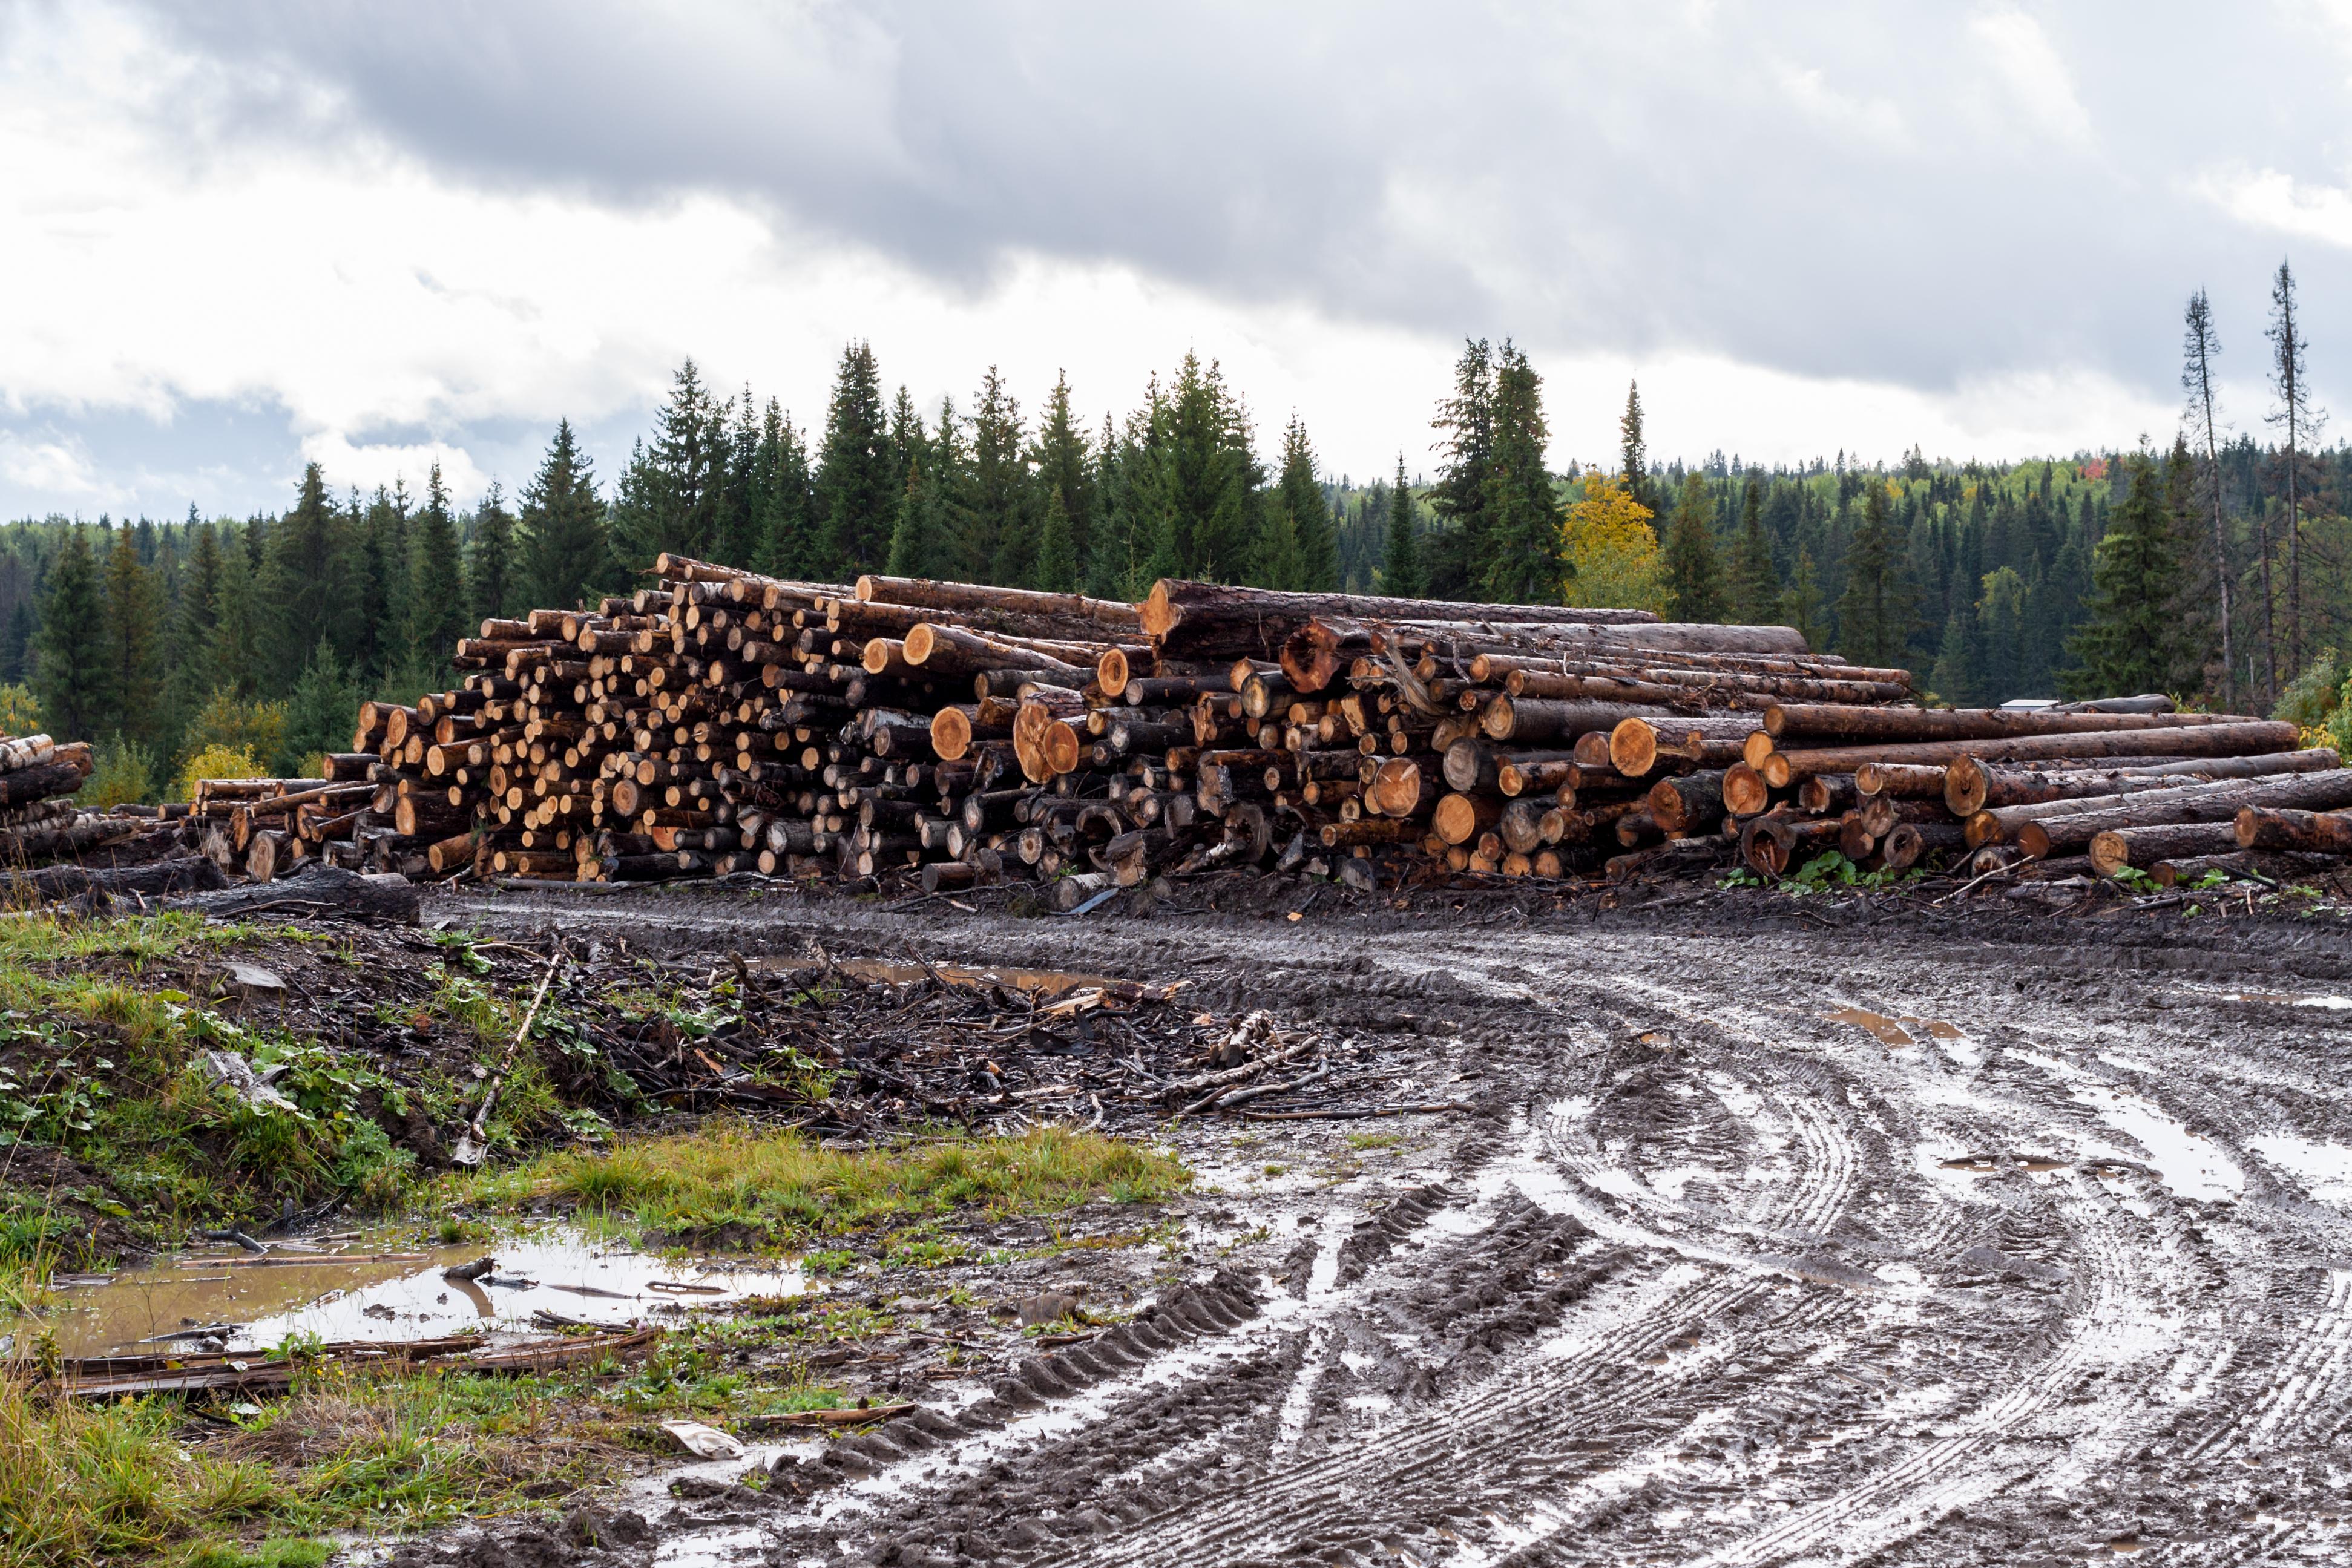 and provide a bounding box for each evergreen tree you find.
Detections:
[1661,473,1726,621]
[208,525,264,698]
[1782,547,1828,651]
[1619,380,1653,518]
[884,461,947,581]
[1424,340,1495,599]
[966,367,1031,585]
[1928,606,1981,706]
[814,341,894,574]
[1381,453,1423,597]
[257,462,356,686]
[1272,415,1338,591]
[1835,484,1908,665]
[1976,566,2028,700]
[162,520,224,749]
[1033,485,1079,594]
[1158,353,1257,581]
[468,482,519,625]
[99,525,165,745]
[354,484,409,683]
[1476,344,1560,603]
[1029,372,1096,585]
[519,419,609,609]
[31,526,113,741]
[279,638,363,774]
[1726,477,1779,623]
[2065,453,2189,699]
[611,359,723,565]
[1256,495,1307,591]
[752,401,815,580]
[714,385,761,568]
[406,462,468,670]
